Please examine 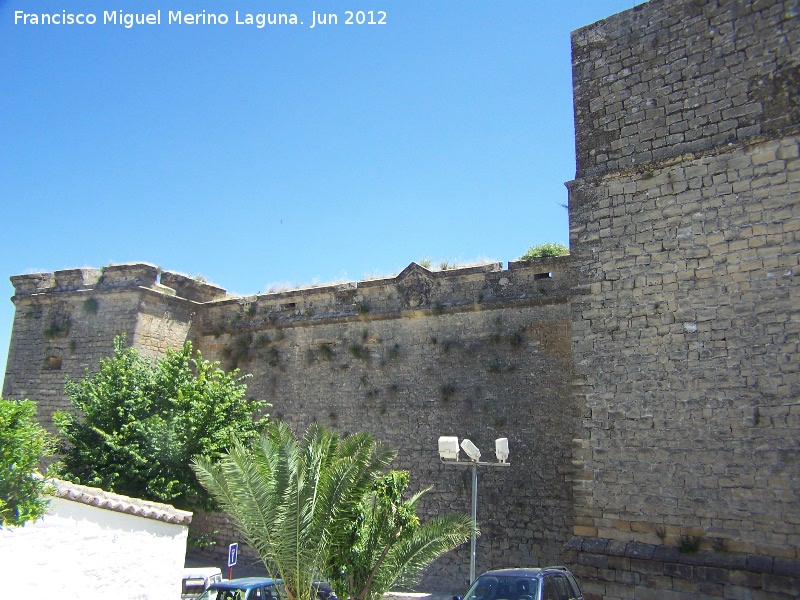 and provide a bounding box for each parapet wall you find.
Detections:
[197,257,581,587]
